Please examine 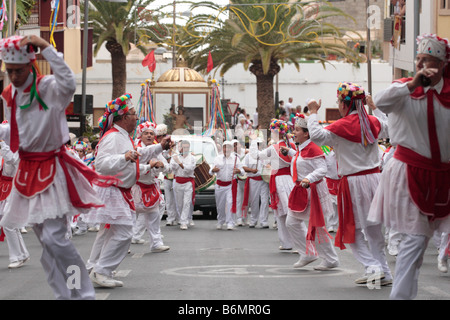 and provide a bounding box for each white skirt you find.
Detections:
[368,158,450,237]
[346,171,381,230]
[0,160,104,229]
[273,175,295,217]
[84,185,135,226]
[288,179,334,221]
